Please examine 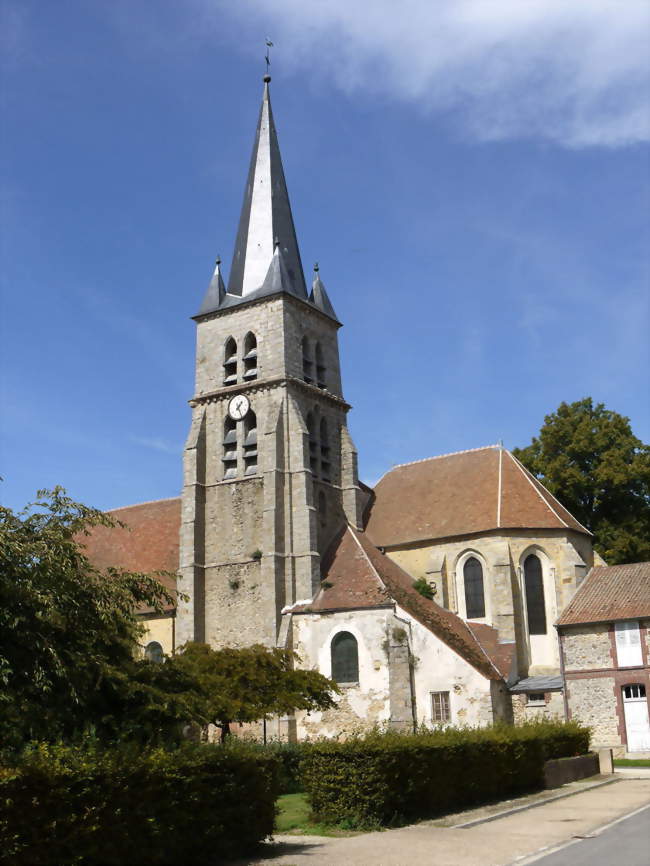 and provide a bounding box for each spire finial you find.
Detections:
[264,38,273,82]
[216,255,221,266]
[274,235,280,249]
[314,261,319,273]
